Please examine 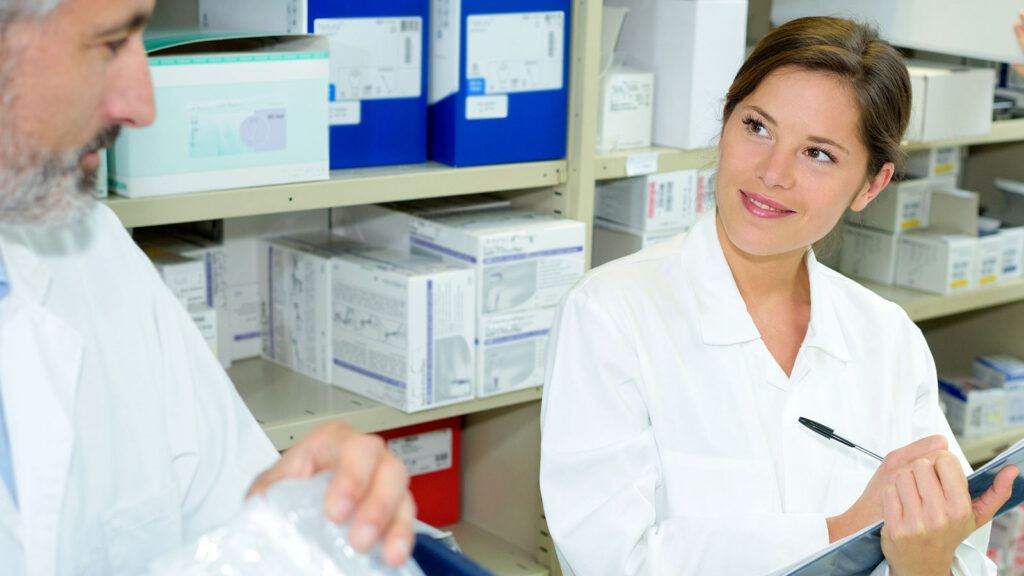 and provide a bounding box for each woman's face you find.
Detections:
[715,66,892,261]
